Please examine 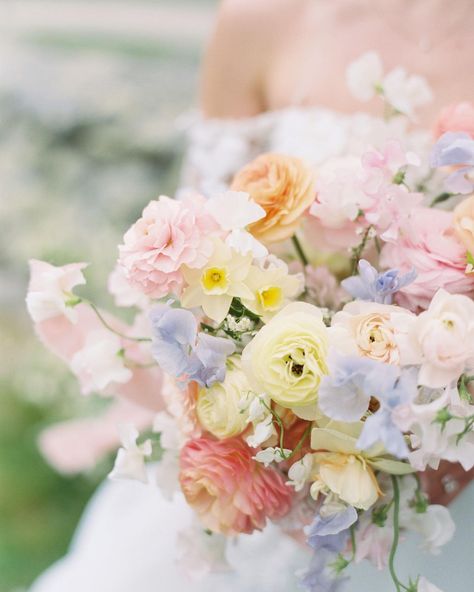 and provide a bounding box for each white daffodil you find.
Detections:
[254,447,291,467]
[287,453,314,492]
[181,239,254,323]
[242,263,303,321]
[205,191,268,258]
[109,424,152,483]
